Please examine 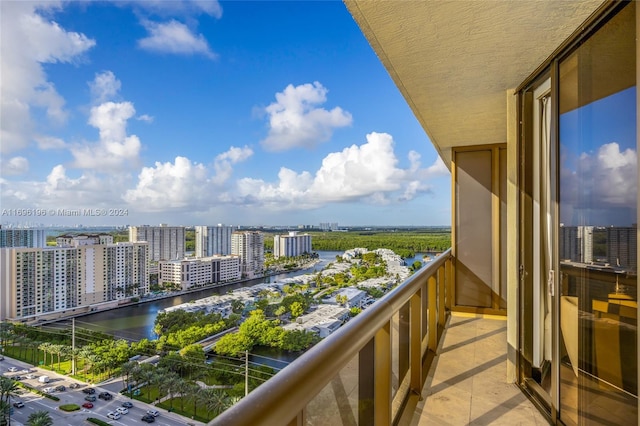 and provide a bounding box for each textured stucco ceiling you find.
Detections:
[345,0,605,166]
